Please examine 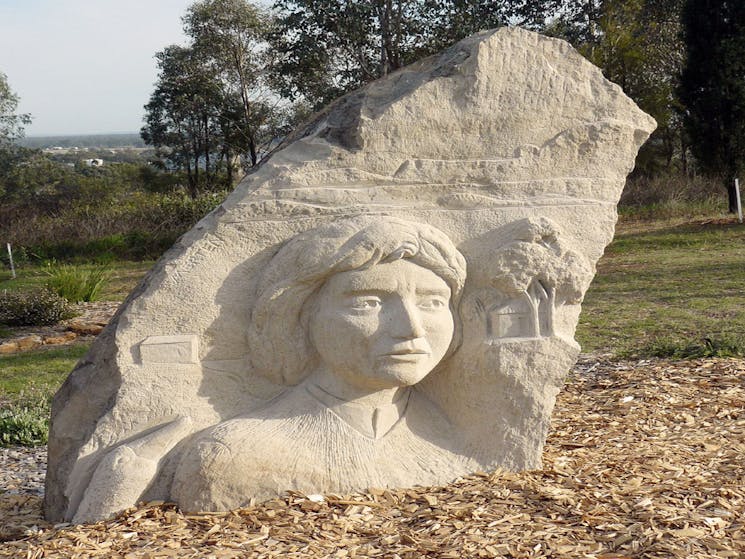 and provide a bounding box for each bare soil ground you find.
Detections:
[0,356,743,558]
